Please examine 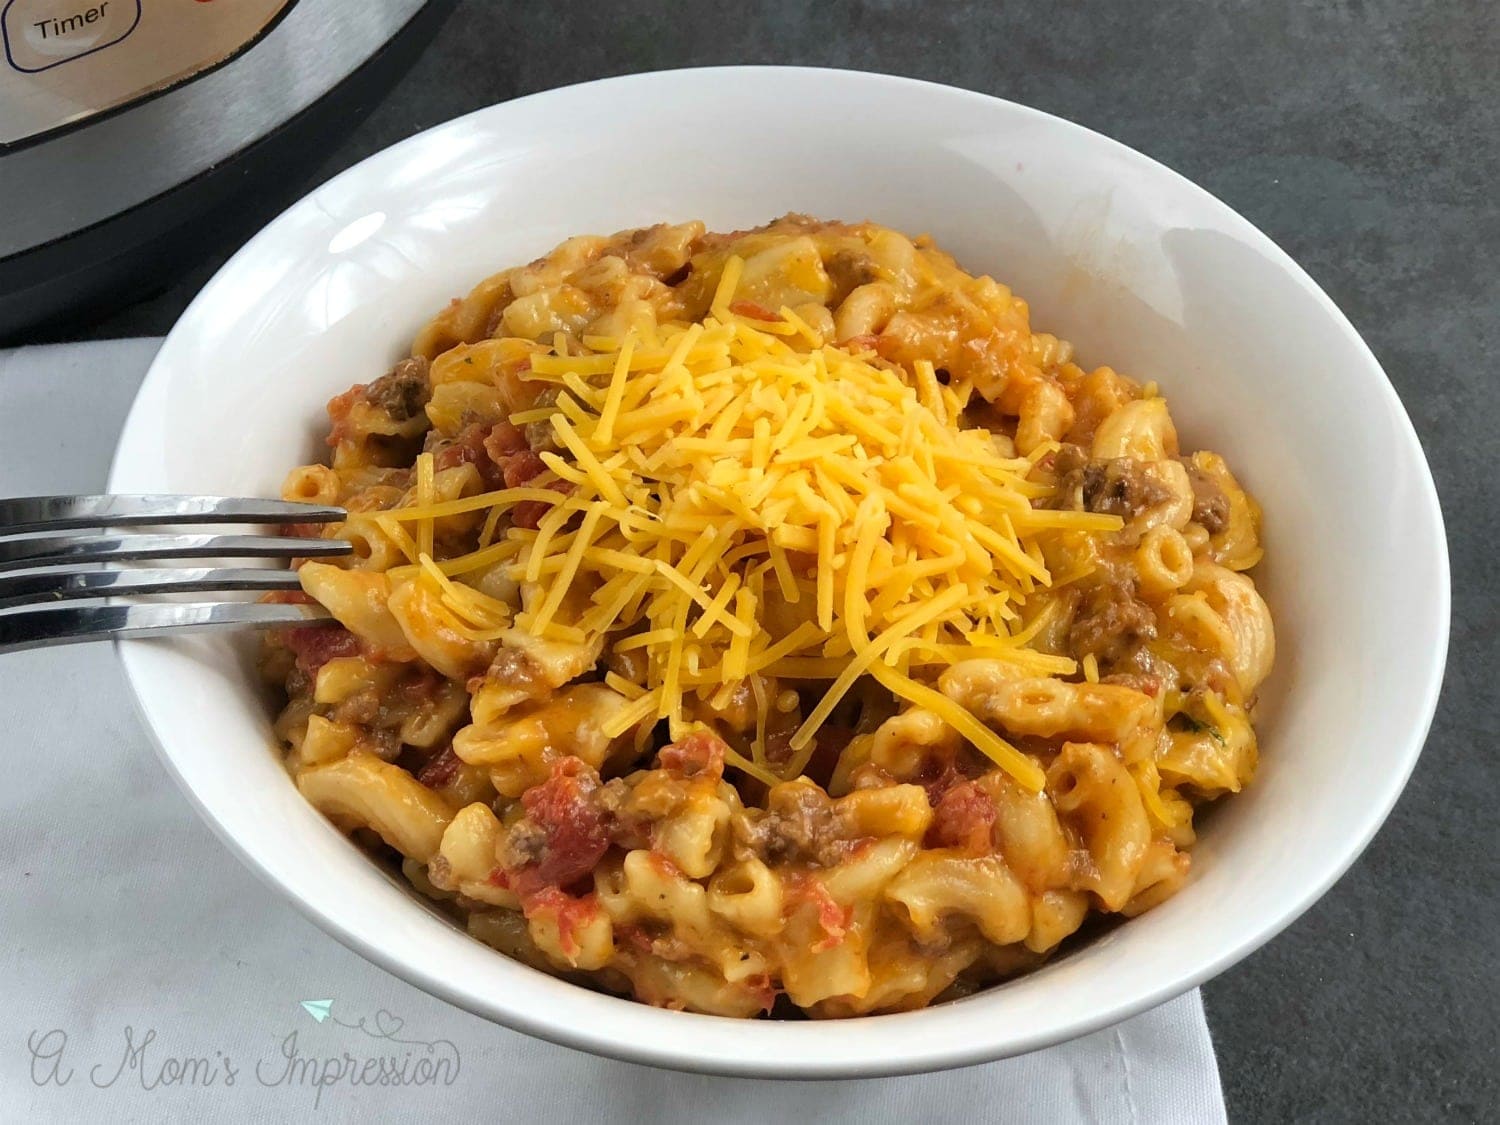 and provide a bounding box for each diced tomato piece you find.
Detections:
[325,385,364,447]
[431,420,536,490]
[800,877,851,953]
[519,886,601,960]
[497,448,573,528]
[511,489,570,530]
[925,777,996,852]
[431,425,483,473]
[279,625,361,674]
[658,730,727,780]
[509,758,610,896]
[416,745,462,789]
[501,449,547,487]
[428,423,491,488]
[483,421,528,459]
